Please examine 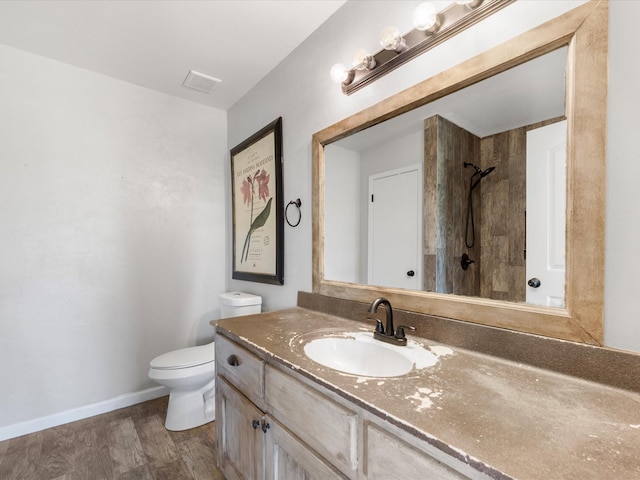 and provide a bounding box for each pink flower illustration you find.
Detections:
[241,177,252,206]
[255,169,270,202]
[239,168,273,263]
